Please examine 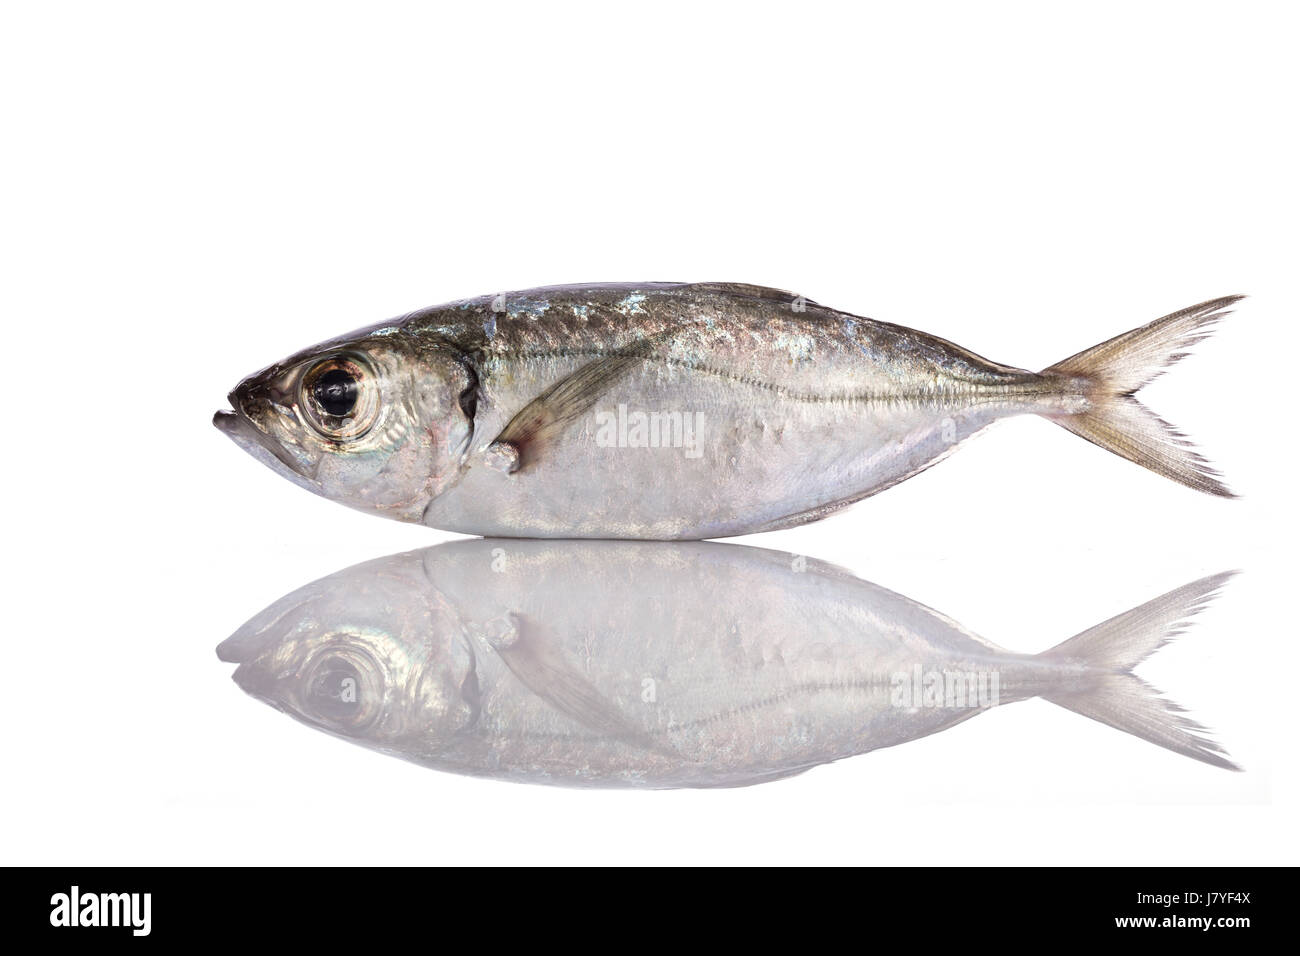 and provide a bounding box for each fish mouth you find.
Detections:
[216,635,246,664]
[229,661,267,693]
[213,404,316,486]
[216,601,271,664]
[226,661,294,716]
[217,584,325,664]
